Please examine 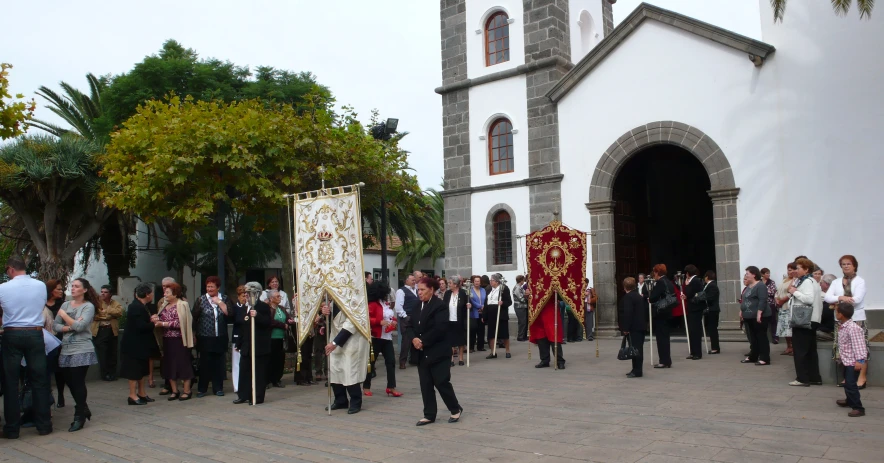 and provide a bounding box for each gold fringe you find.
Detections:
[296,351,302,372]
